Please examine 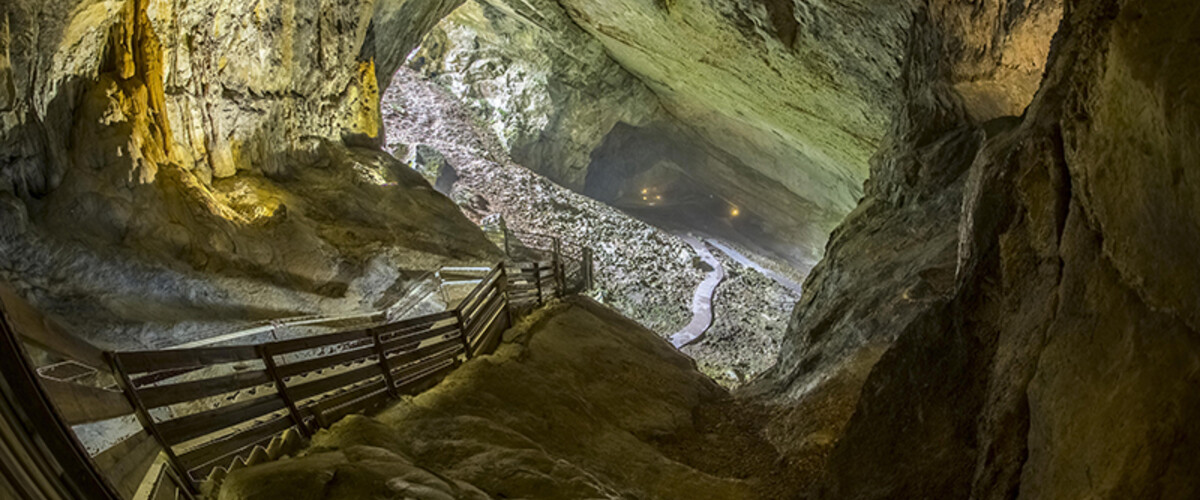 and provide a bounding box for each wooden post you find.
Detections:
[371,332,400,398]
[436,269,449,304]
[108,353,198,494]
[533,261,543,306]
[258,345,310,436]
[552,238,565,295]
[0,301,125,500]
[498,264,514,328]
[455,308,472,359]
[583,247,594,291]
